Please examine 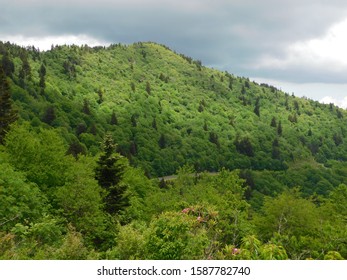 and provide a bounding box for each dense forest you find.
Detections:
[0,41,347,260]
